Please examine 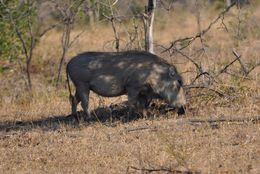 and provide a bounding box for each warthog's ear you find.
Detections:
[168,66,176,78]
